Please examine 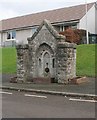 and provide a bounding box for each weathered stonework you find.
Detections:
[16,19,76,84]
[57,42,76,83]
